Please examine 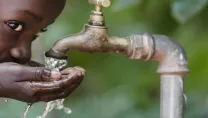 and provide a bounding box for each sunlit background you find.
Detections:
[1,0,208,118]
